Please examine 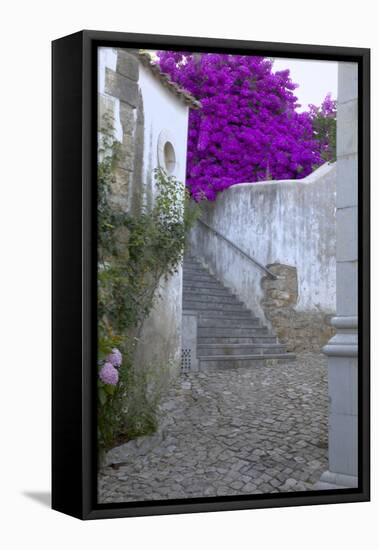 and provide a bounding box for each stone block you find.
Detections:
[336,261,358,316]
[328,356,358,415]
[336,206,358,262]
[337,100,358,158]
[329,411,358,476]
[337,155,358,208]
[118,152,134,172]
[267,289,290,301]
[120,102,135,134]
[116,49,139,81]
[105,68,138,107]
[338,62,358,104]
[118,134,135,171]
[98,94,114,131]
[109,167,132,211]
[261,277,288,292]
